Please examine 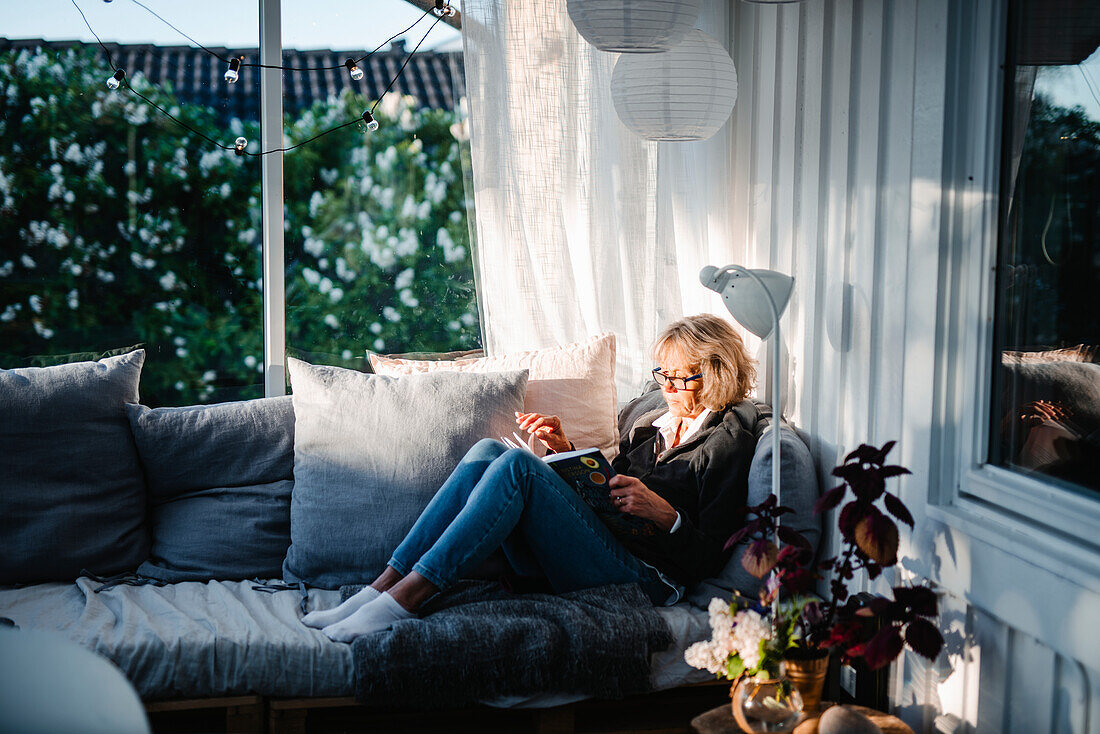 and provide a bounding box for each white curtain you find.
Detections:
[461,0,738,399]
